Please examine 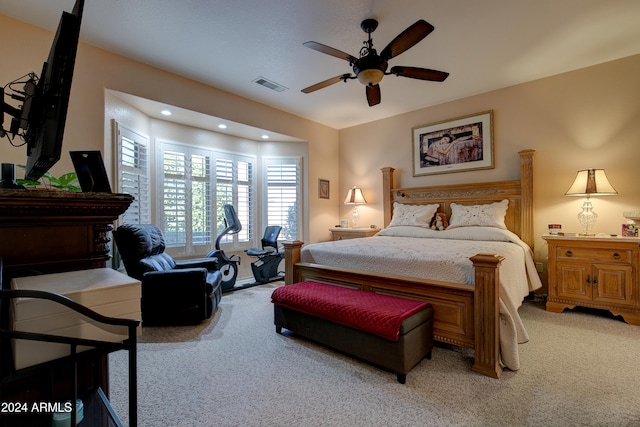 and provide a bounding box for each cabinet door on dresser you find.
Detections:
[556,260,592,302]
[592,263,633,306]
